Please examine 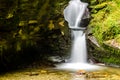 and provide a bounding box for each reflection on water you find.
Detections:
[0,66,119,80]
[71,67,120,80]
[72,70,86,80]
[72,75,86,80]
